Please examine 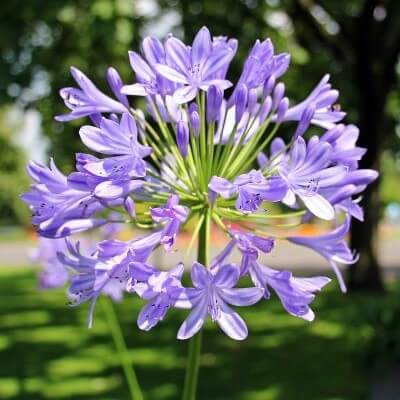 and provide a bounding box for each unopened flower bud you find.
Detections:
[234,84,248,123]
[276,97,289,123]
[176,120,189,157]
[259,96,272,122]
[190,109,200,137]
[294,103,316,138]
[263,75,276,97]
[207,85,223,123]
[272,82,285,111]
